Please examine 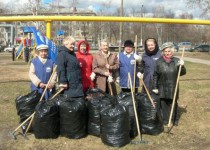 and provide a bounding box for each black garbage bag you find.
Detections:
[15,90,41,132]
[86,88,111,136]
[57,95,87,139]
[117,92,138,139]
[136,93,163,135]
[100,97,130,147]
[32,99,59,139]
